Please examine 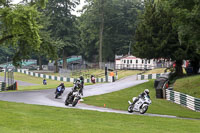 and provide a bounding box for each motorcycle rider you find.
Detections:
[79,76,84,95]
[66,76,84,100]
[55,83,65,94]
[132,89,150,105]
